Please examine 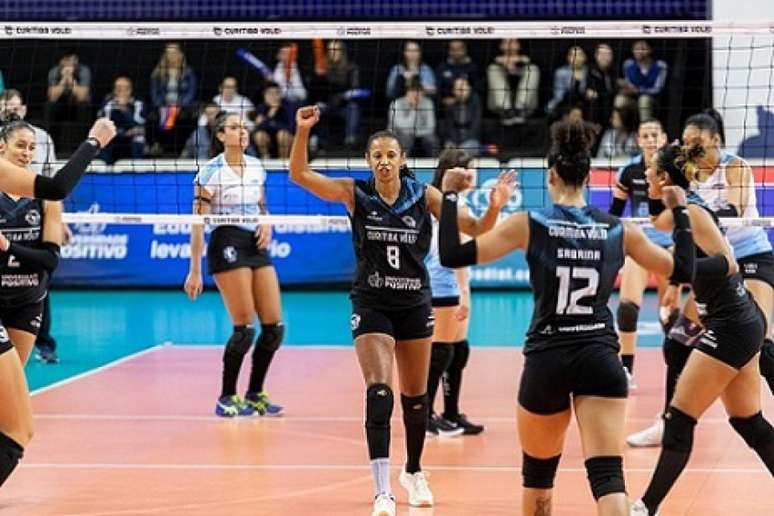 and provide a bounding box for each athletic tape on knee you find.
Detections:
[430,342,454,374]
[450,339,470,371]
[225,325,255,356]
[401,393,428,426]
[616,301,640,333]
[730,412,774,450]
[585,456,625,500]
[663,406,697,453]
[522,453,560,489]
[255,322,284,353]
